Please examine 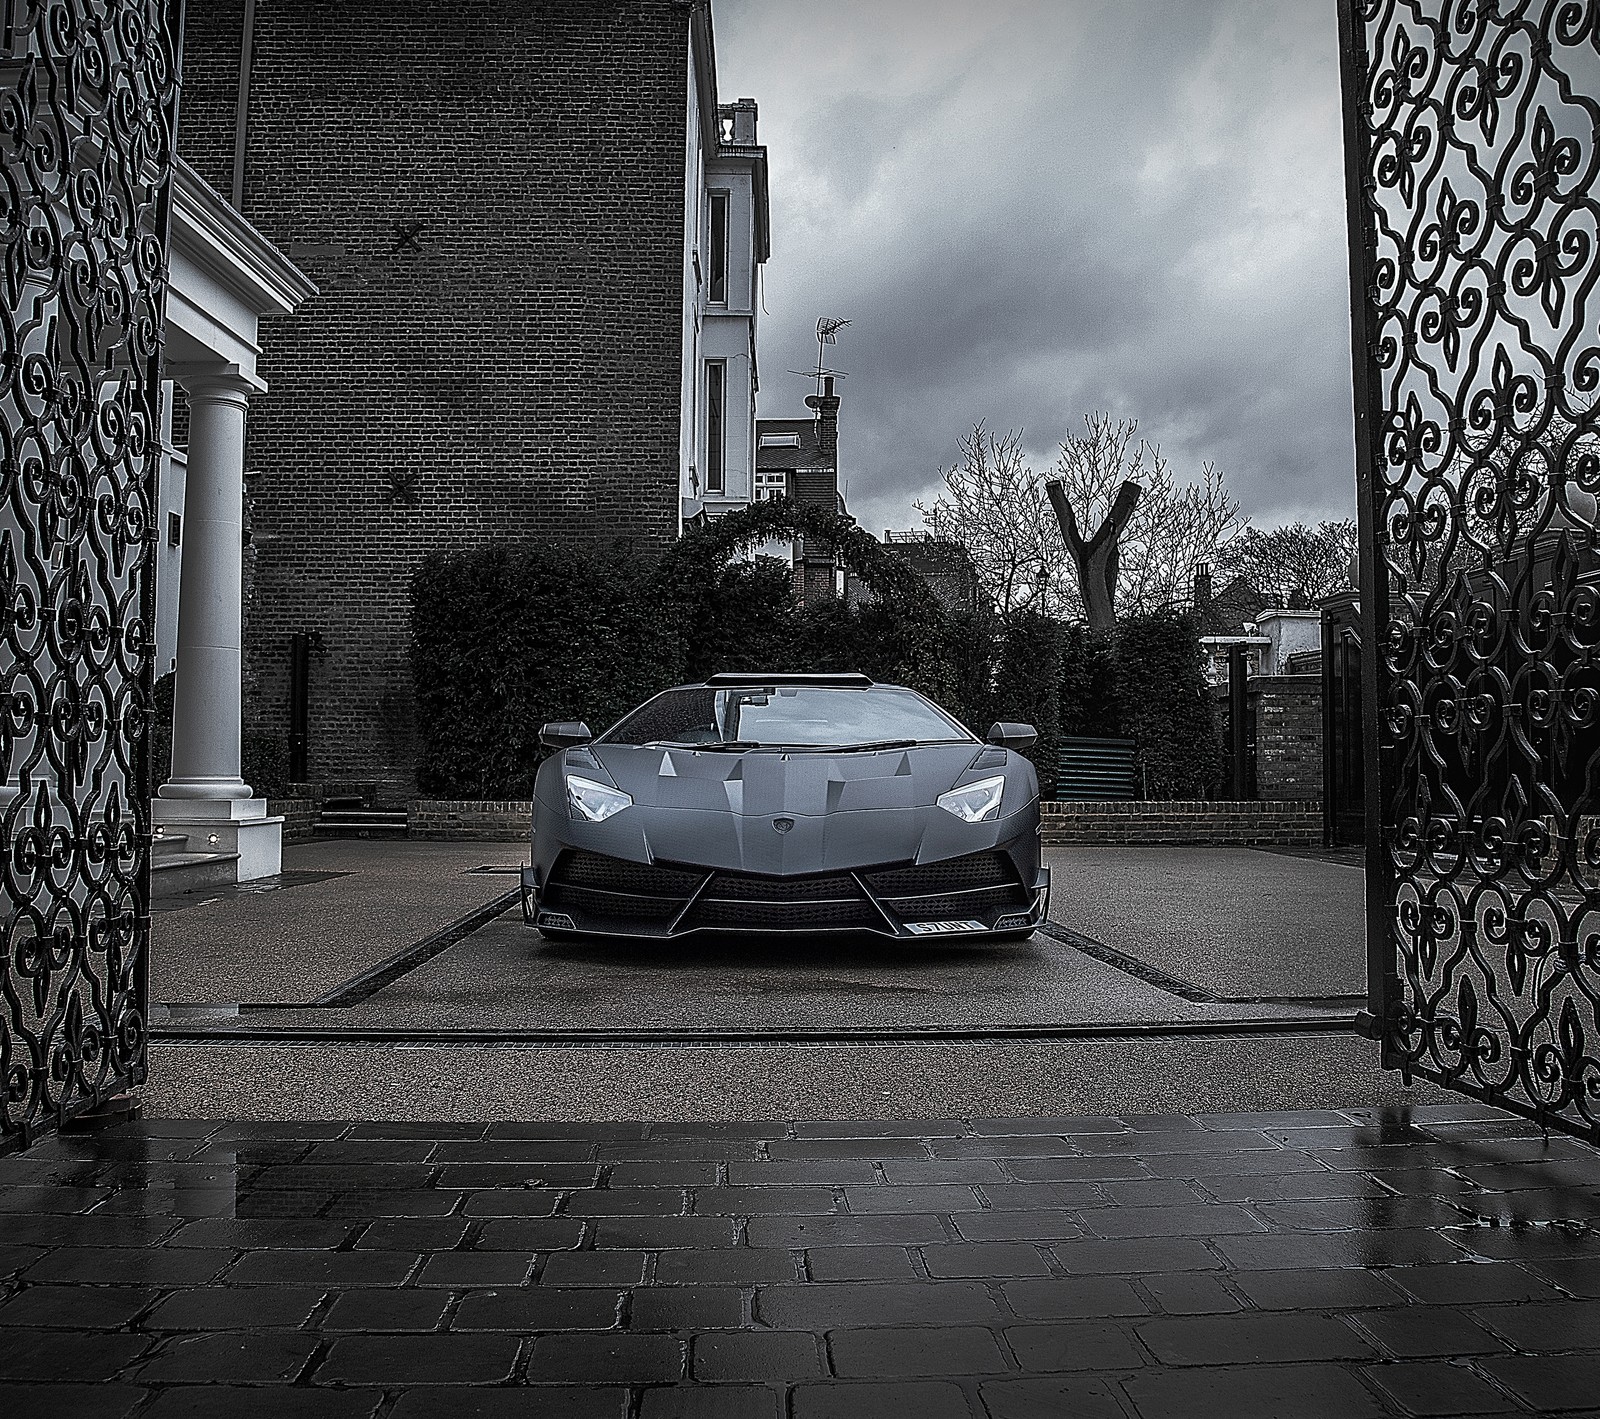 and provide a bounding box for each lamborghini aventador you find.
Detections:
[520,672,1050,942]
